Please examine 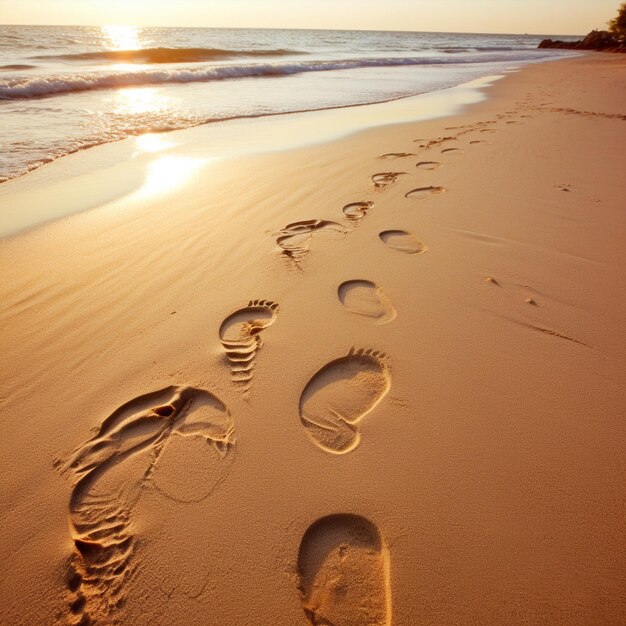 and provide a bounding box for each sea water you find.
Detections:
[0,25,580,182]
